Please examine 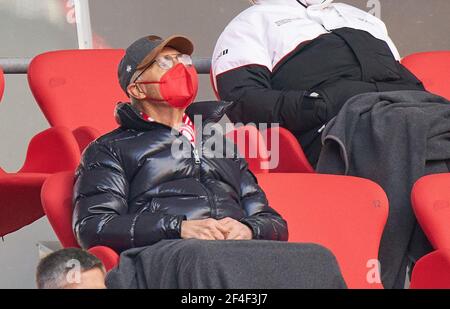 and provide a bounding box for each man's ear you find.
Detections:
[127,83,146,100]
